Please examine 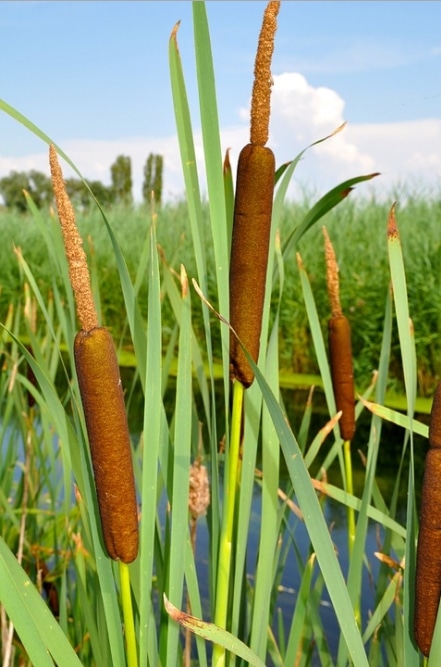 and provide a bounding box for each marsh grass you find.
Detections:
[0,2,439,666]
[1,192,440,395]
